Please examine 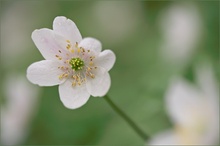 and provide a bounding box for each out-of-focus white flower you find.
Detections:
[27,16,116,109]
[159,3,202,65]
[1,74,39,145]
[148,64,219,145]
